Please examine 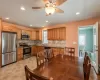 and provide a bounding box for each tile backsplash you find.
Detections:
[17,40,42,47]
[17,40,66,48]
[48,40,66,47]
